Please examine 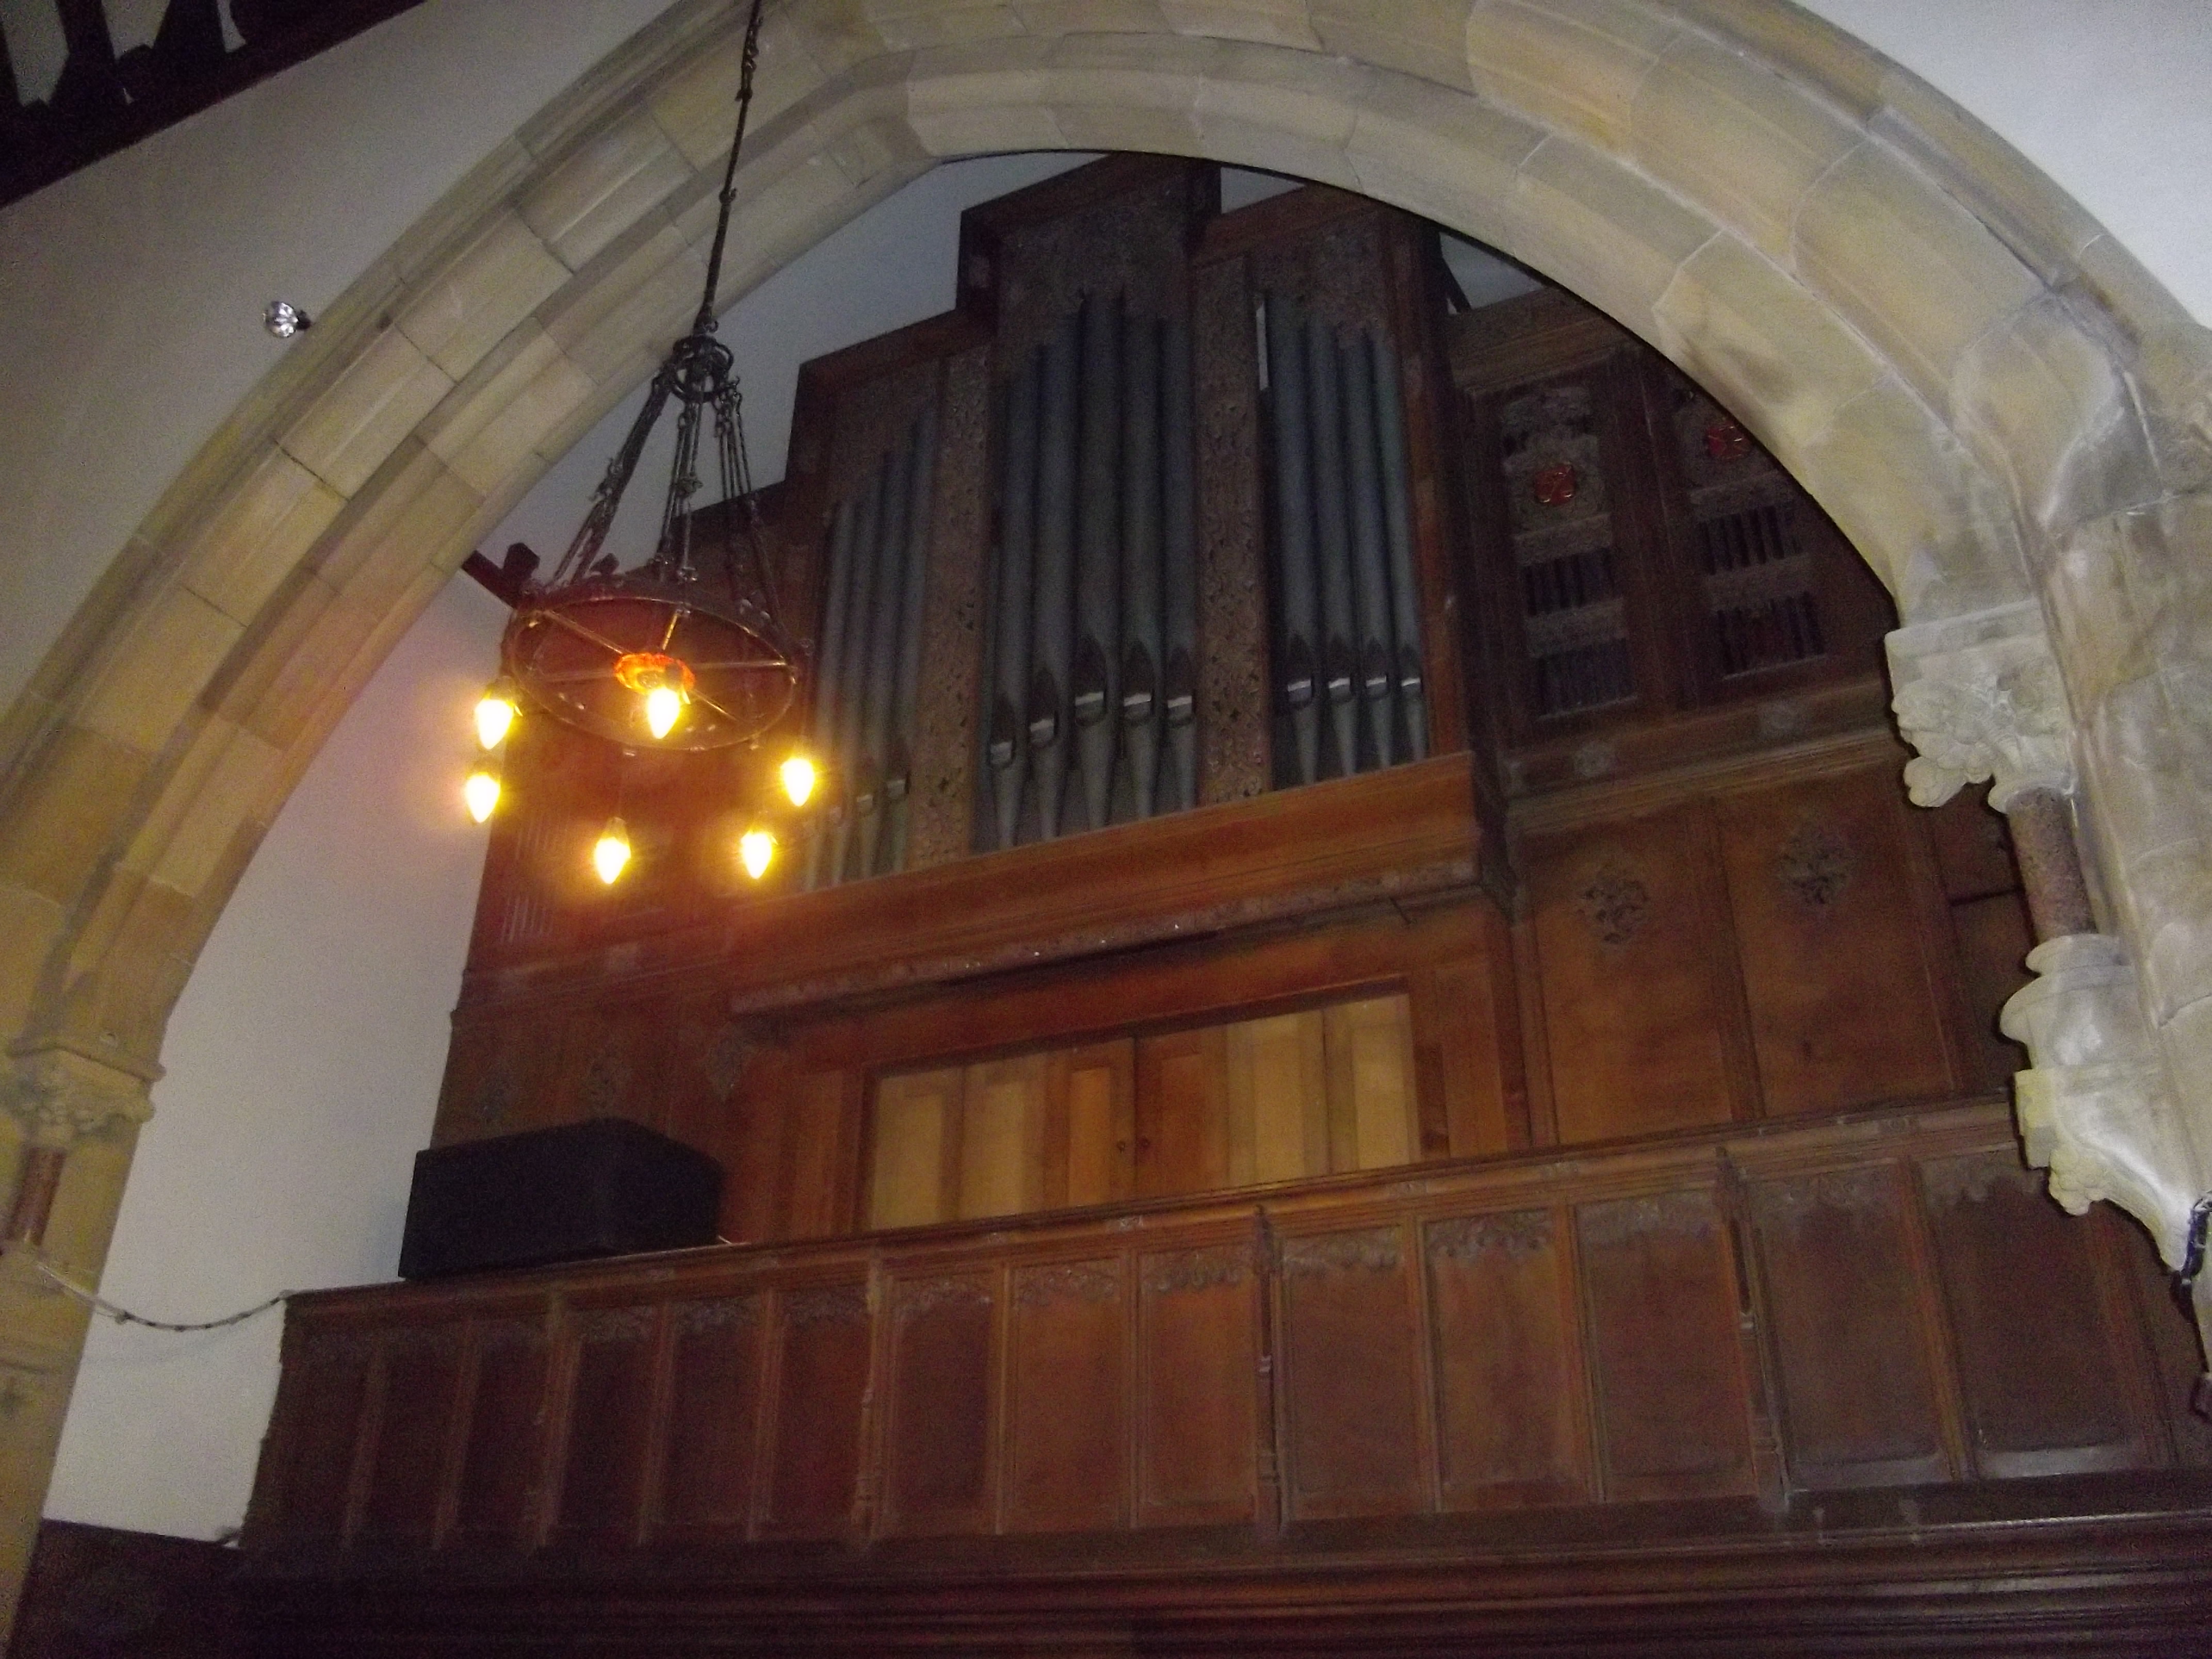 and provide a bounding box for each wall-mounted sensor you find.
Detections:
[263,300,312,338]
